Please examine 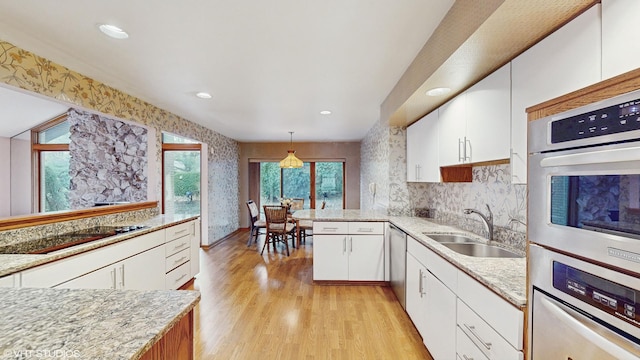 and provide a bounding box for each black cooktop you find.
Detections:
[0,225,147,255]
